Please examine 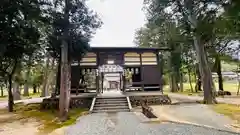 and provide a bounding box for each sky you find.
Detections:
[86,0,146,47]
